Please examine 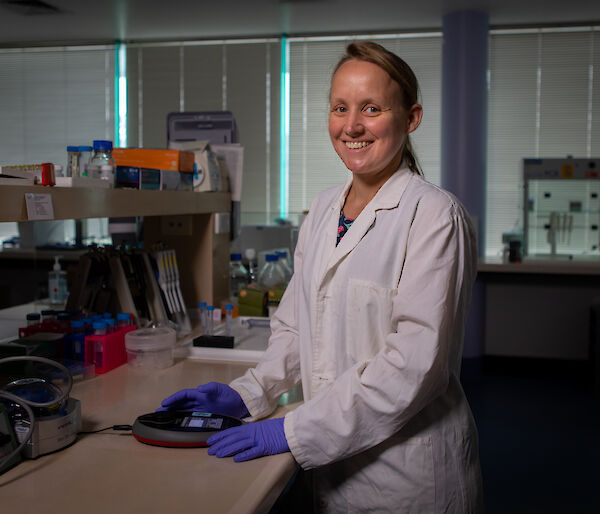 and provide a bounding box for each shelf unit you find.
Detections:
[0,185,231,307]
